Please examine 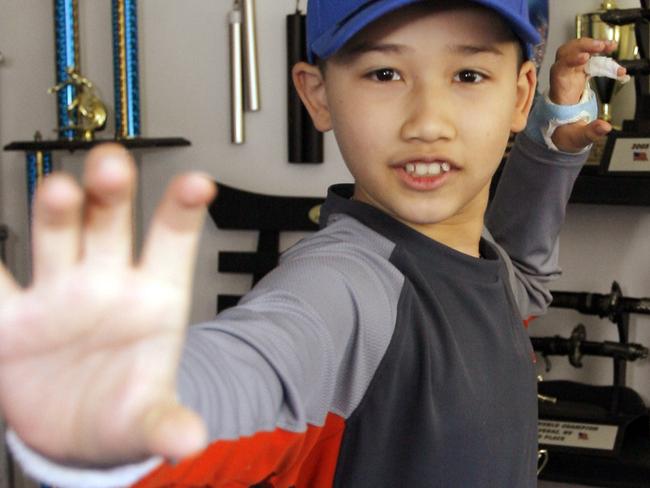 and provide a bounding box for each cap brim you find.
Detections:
[309,0,542,63]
